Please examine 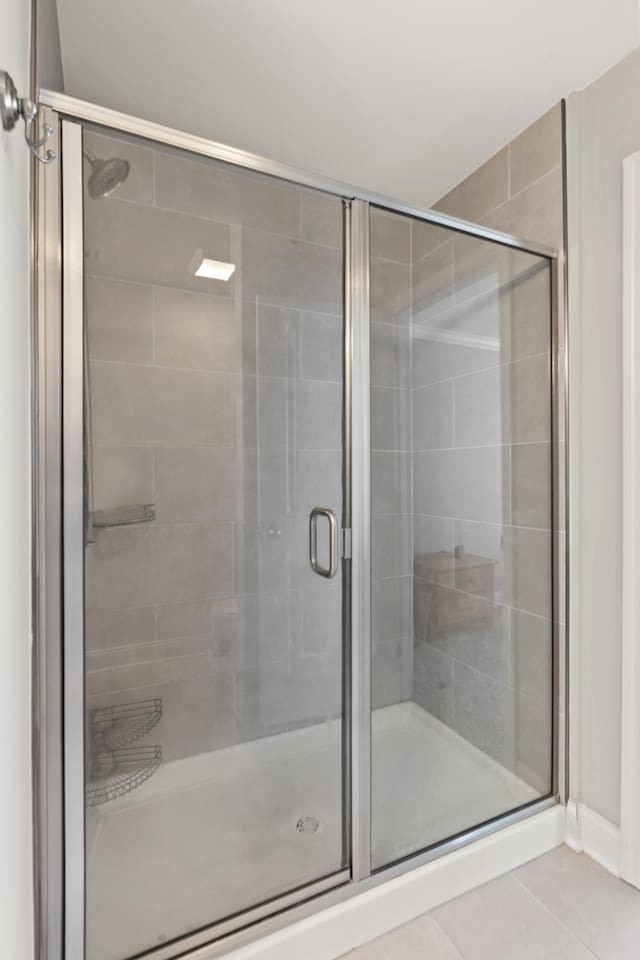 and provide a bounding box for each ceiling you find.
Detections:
[55,0,640,205]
